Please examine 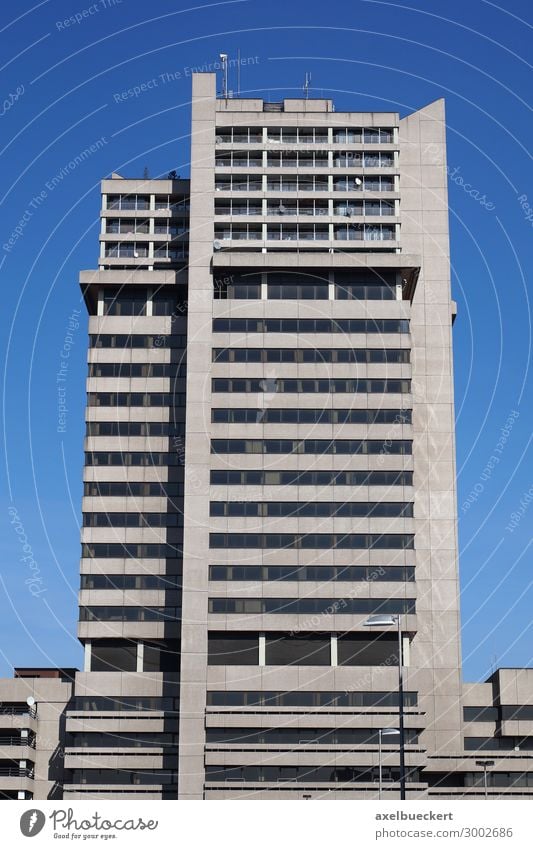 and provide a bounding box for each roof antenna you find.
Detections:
[220,53,228,98]
[303,72,311,99]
